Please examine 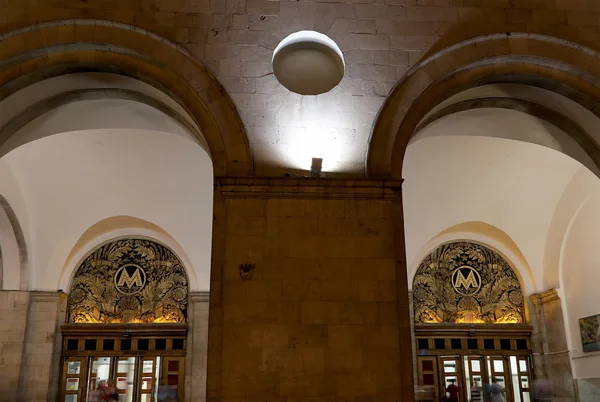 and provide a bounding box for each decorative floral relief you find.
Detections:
[68,238,188,324]
[413,242,524,325]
